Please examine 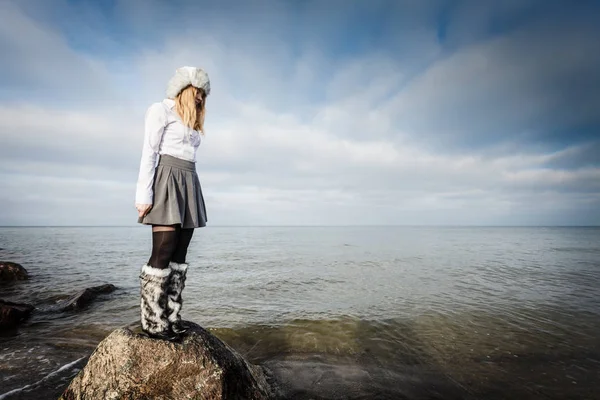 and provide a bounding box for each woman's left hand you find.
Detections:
[136,203,152,218]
